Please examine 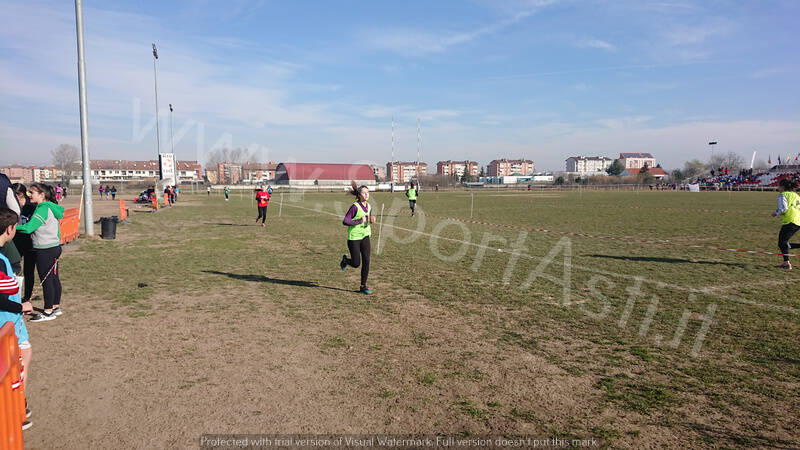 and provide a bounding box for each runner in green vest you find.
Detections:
[772,178,800,269]
[340,182,376,294]
[405,182,418,217]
